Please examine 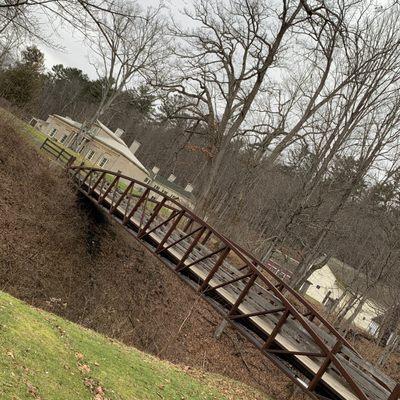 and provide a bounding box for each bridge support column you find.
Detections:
[214,319,229,340]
